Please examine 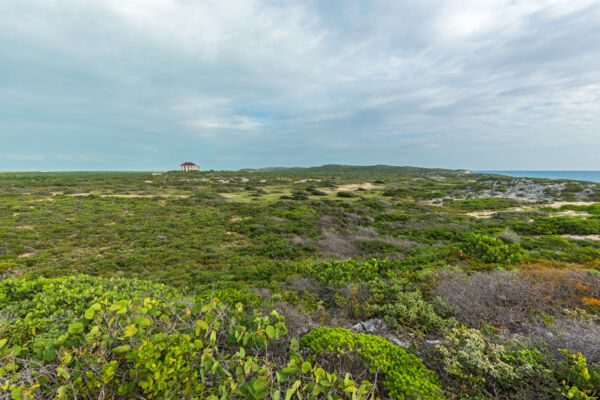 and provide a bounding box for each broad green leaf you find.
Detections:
[266,325,275,339]
[112,344,131,354]
[301,361,312,374]
[68,322,84,335]
[123,324,138,338]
